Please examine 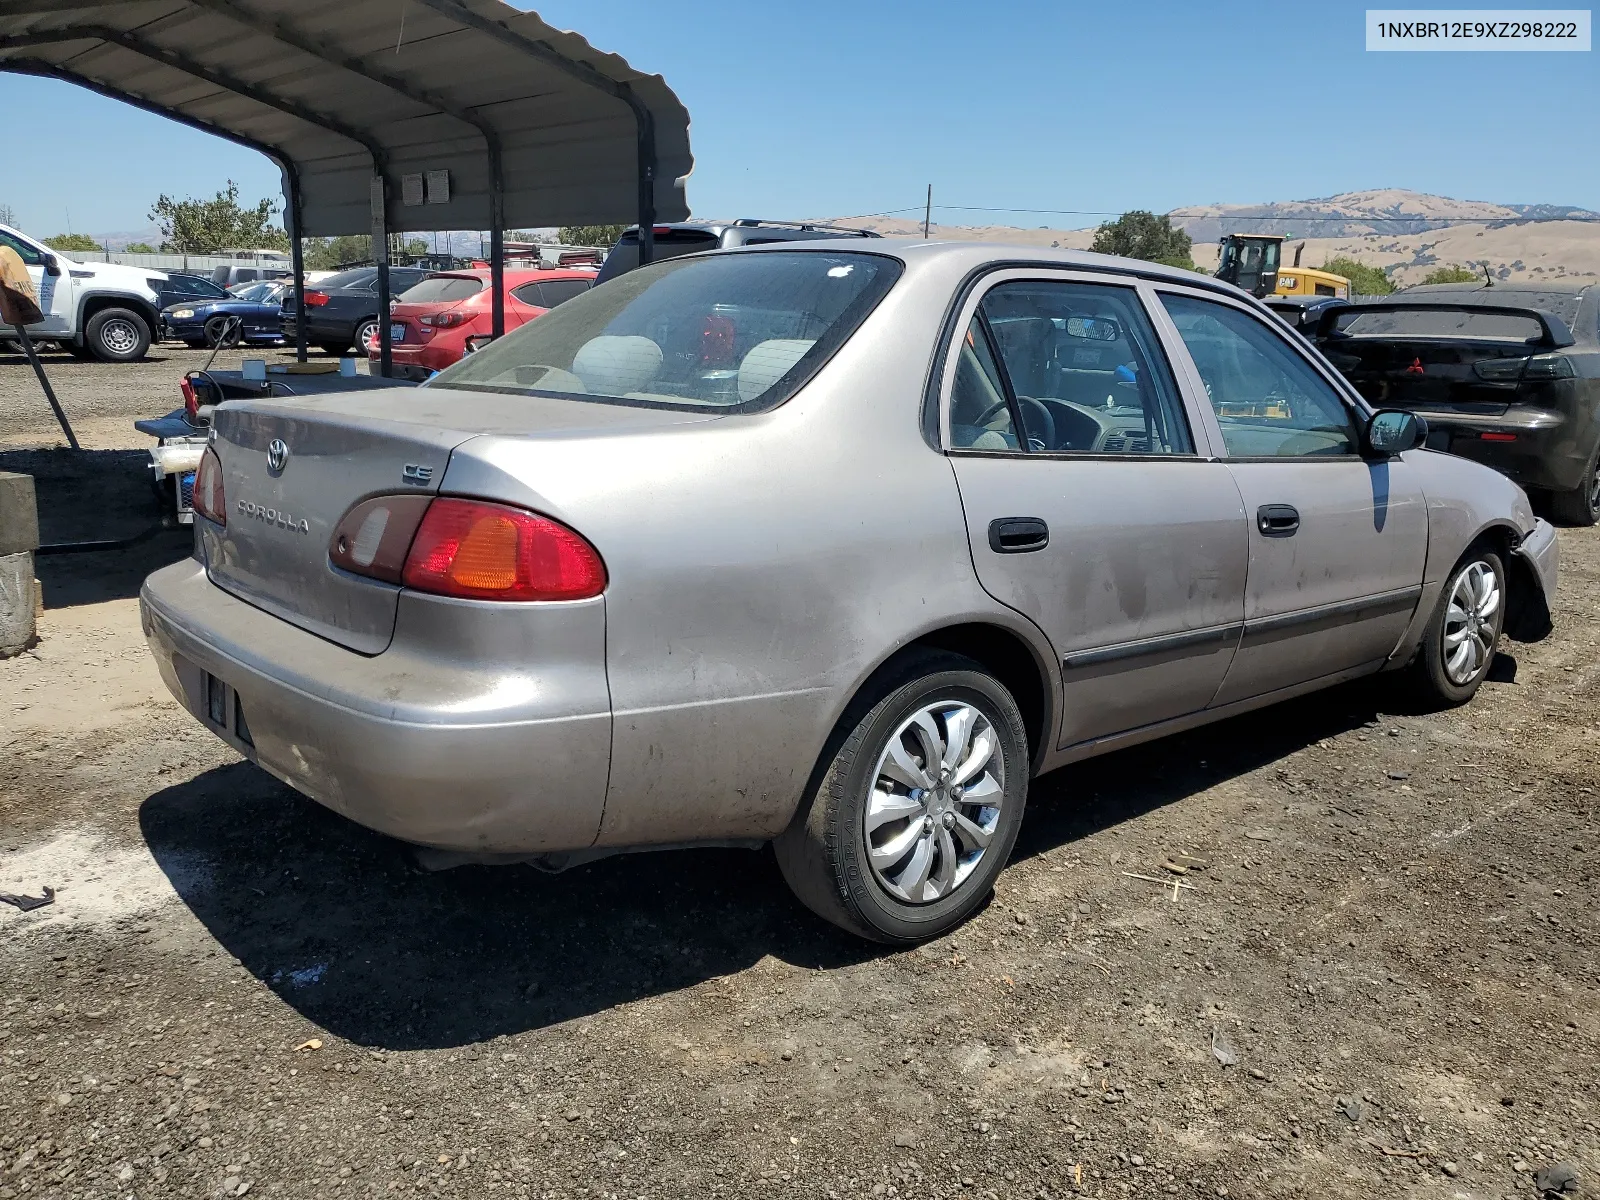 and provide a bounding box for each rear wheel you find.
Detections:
[774,651,1029,943]
[1409,546,1505,706]
[354,319,379,356]
[85,308,151,362]
[1548,443,1600,527]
